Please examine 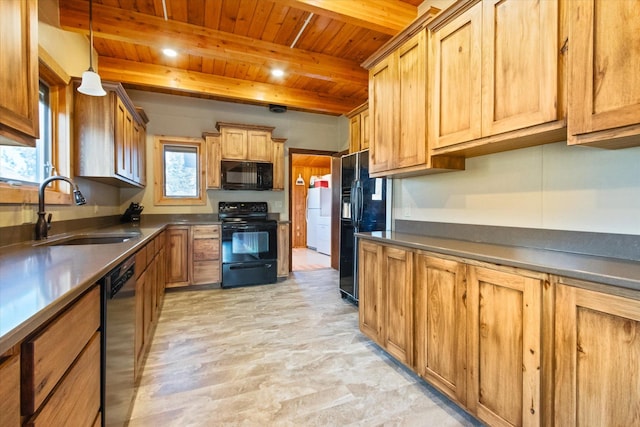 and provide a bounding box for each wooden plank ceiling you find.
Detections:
[58,0,422,115]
